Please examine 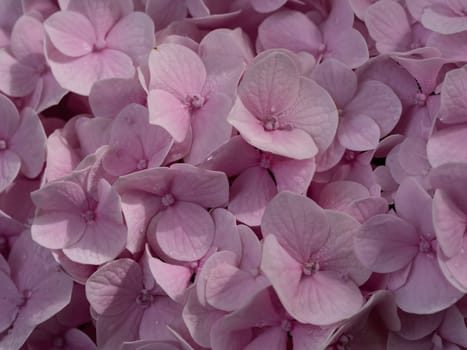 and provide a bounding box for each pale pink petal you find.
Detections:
[212,208,242,257]
[0,272,19,333]
[0,150,21,193]
[244,327,287,350]
[285,77,339,153]
[251,0,287,13]
[270,156,315,194]
[147,89,190,143]
[397,309,444,340]
[47,45,135,96]
[433,190,466,258]
[148,43,206,99]
[311,58,358,108]
[427,31,467,61]
[262,191,329,262]
[439,306,467,346]
[394,253,463,314]
[228,166,277,226]
[324,29,369,69]
[106,12,155,65]
[145,0,187,30]
[185,93,232,165]
[354,214,419,273]
[238,51,300,119]
[257,10,322,54]
[338,114,381,151]
[0,51,39,97]
[365,0,412,53]
[421,7,467,34]
[96,308,142,349]
[427,125,467,168]
[44,11,95,57]
[170,163,229,208]
[10,15,45,62]
[228,99,319,160]
[9,107,46,178]
[439,67,467,124]
[154,202,214,261]
[85,258,142,316]
[346,80,402,136]
[238,225,262,274]
[0,94,20,139]
[147,256,192,302]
